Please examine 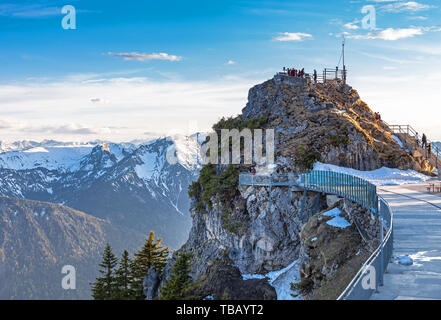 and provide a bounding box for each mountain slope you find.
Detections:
[0,196,145,299]
[0,136,202,248]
